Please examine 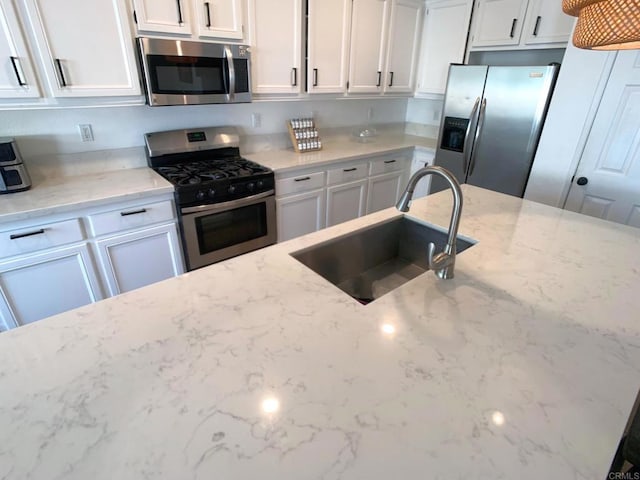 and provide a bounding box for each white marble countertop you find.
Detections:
[1,185,639,479]
[245,133,437,173]
[0,167,174,224]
